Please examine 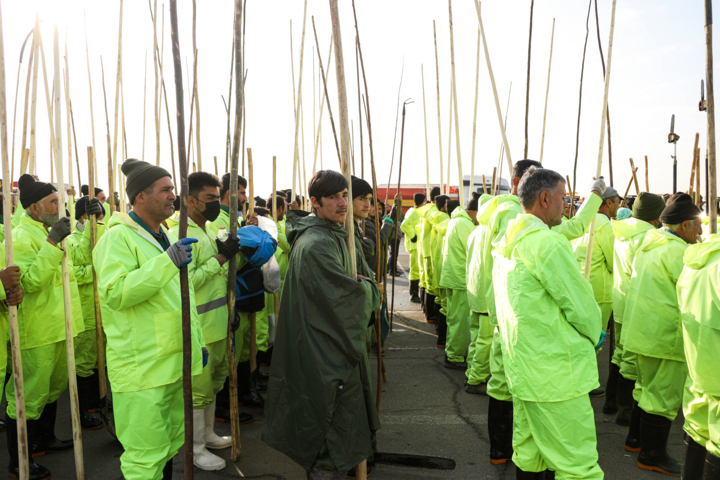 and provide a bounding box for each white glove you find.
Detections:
[591,176,606,196]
